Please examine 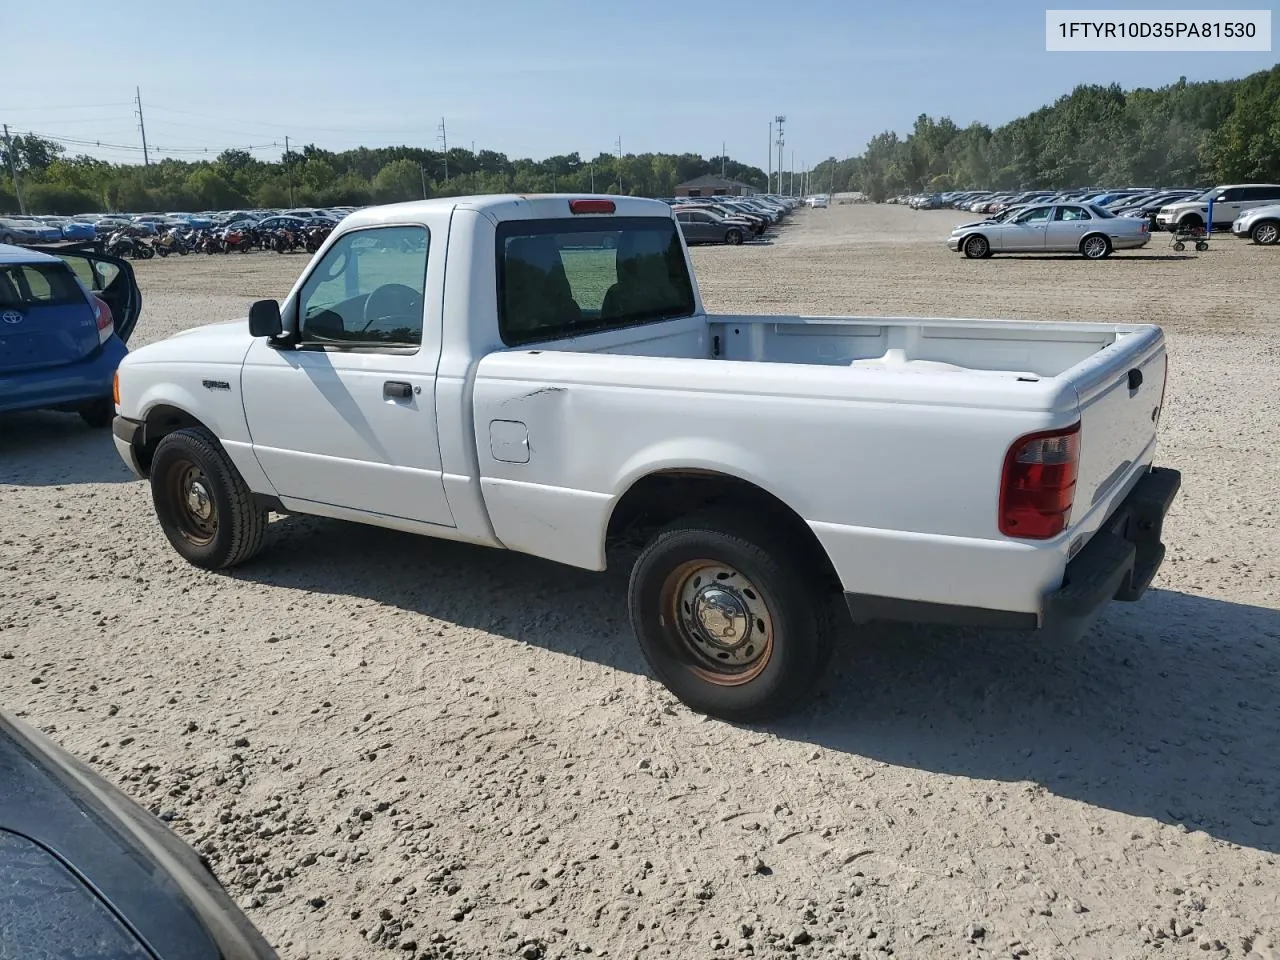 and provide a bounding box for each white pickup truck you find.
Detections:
[111,195,1180,721]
